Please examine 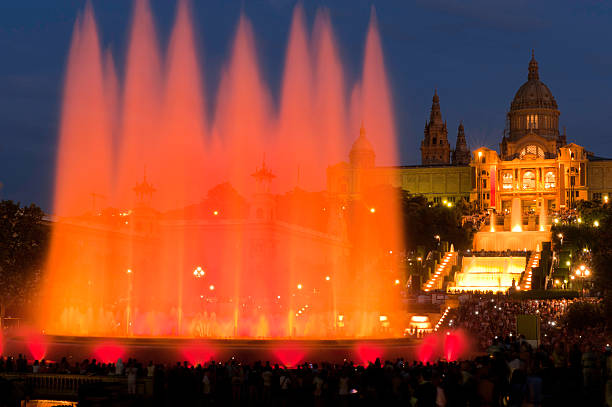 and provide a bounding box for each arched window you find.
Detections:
[519,145,544,159]
[544,171,556,189]
[522,171,536,190]
[526,114,538,129]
